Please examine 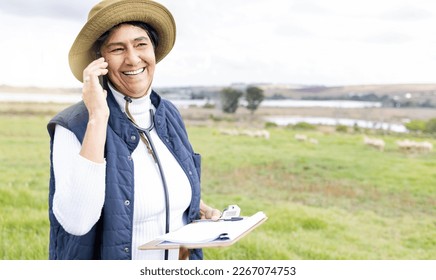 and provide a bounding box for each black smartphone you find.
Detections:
[98,75,104,88]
